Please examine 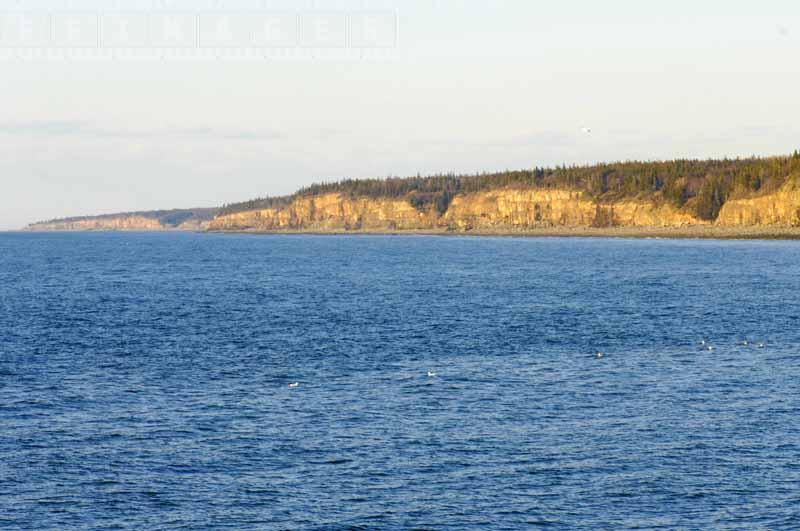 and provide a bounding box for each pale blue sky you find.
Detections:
[2,0,800,229]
